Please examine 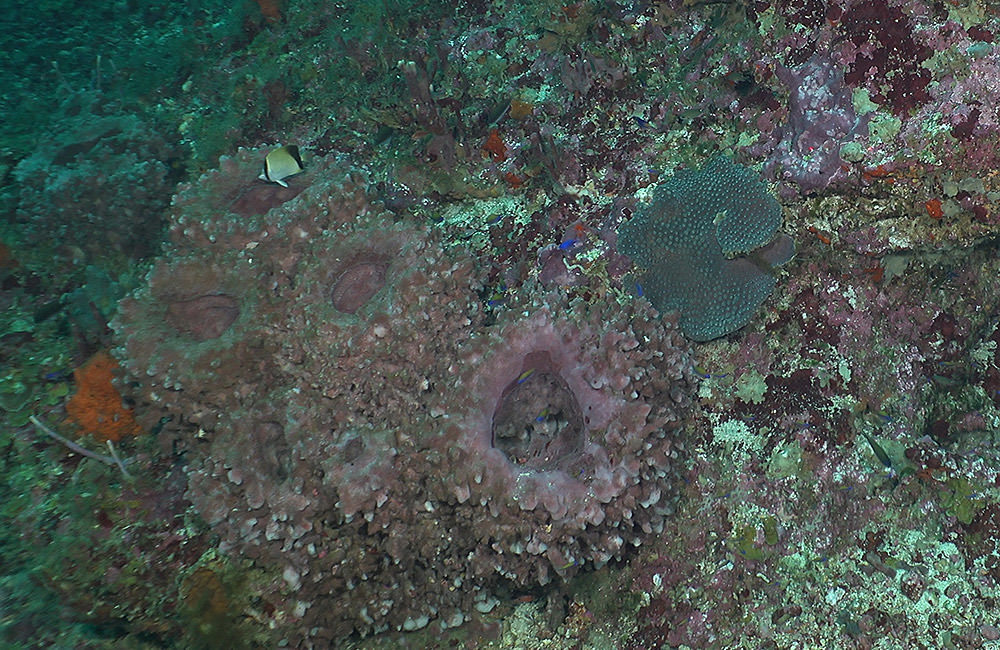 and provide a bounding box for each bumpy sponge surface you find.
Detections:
[619,156,792,341]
